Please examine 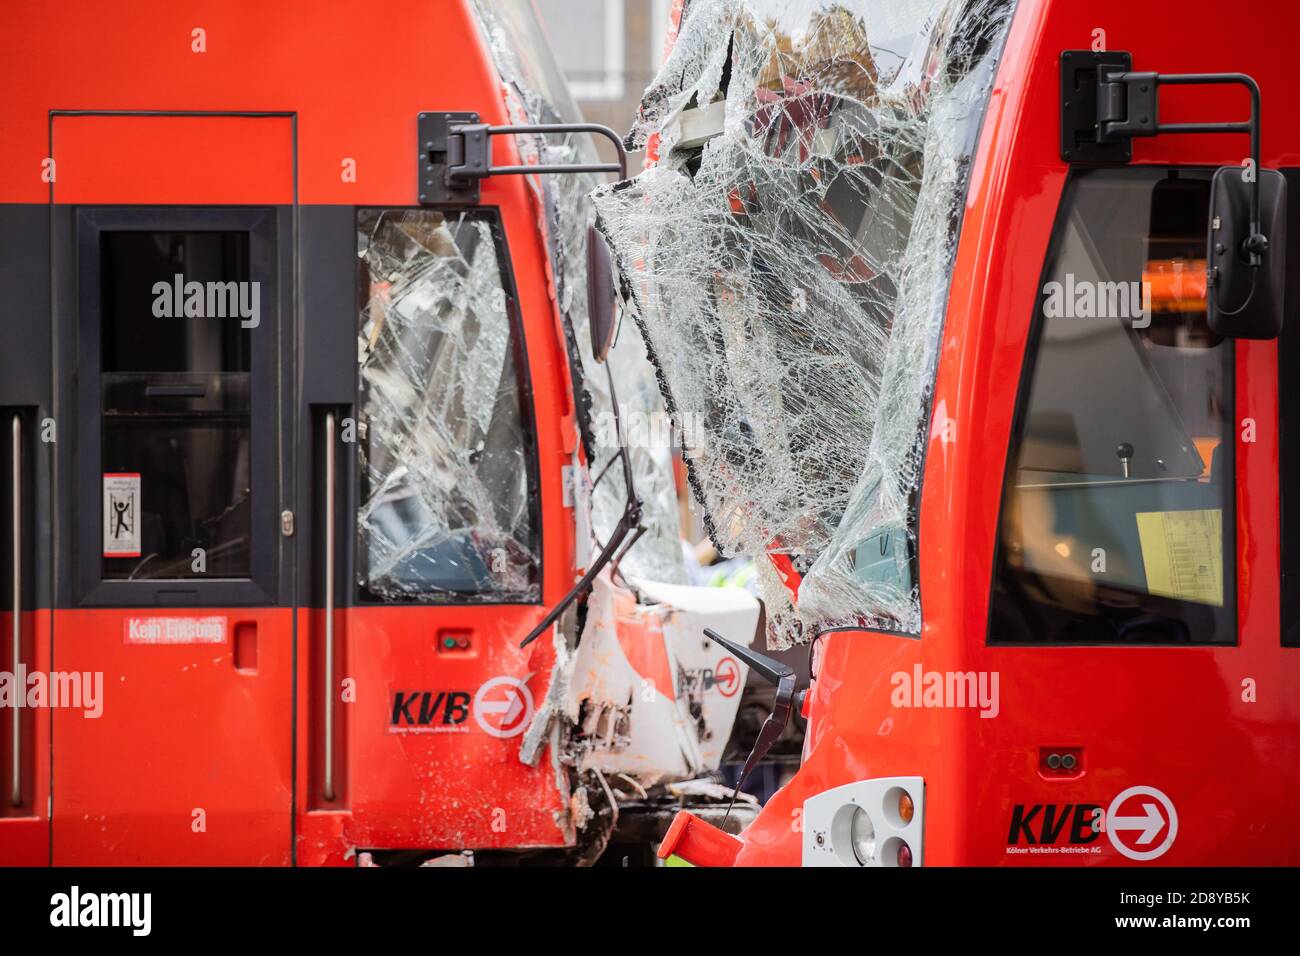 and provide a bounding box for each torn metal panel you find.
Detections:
[470,0,688,586]
[593,0,1015,643]
[462,1,767,834]
[356,209,539,599]
[565,573,760,786]
[518,617,579,769]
